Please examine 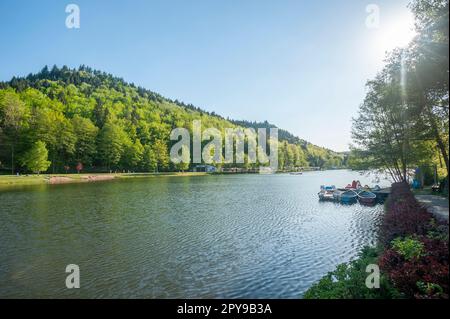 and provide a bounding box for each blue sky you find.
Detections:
[0,0,415,151]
